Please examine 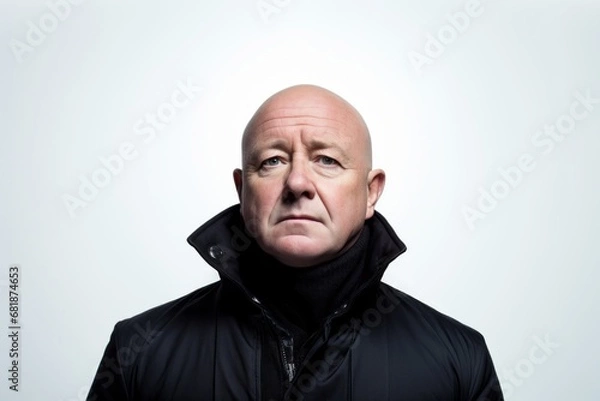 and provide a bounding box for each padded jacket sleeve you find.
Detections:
[468,336,504,401]
[86,326,130,401]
